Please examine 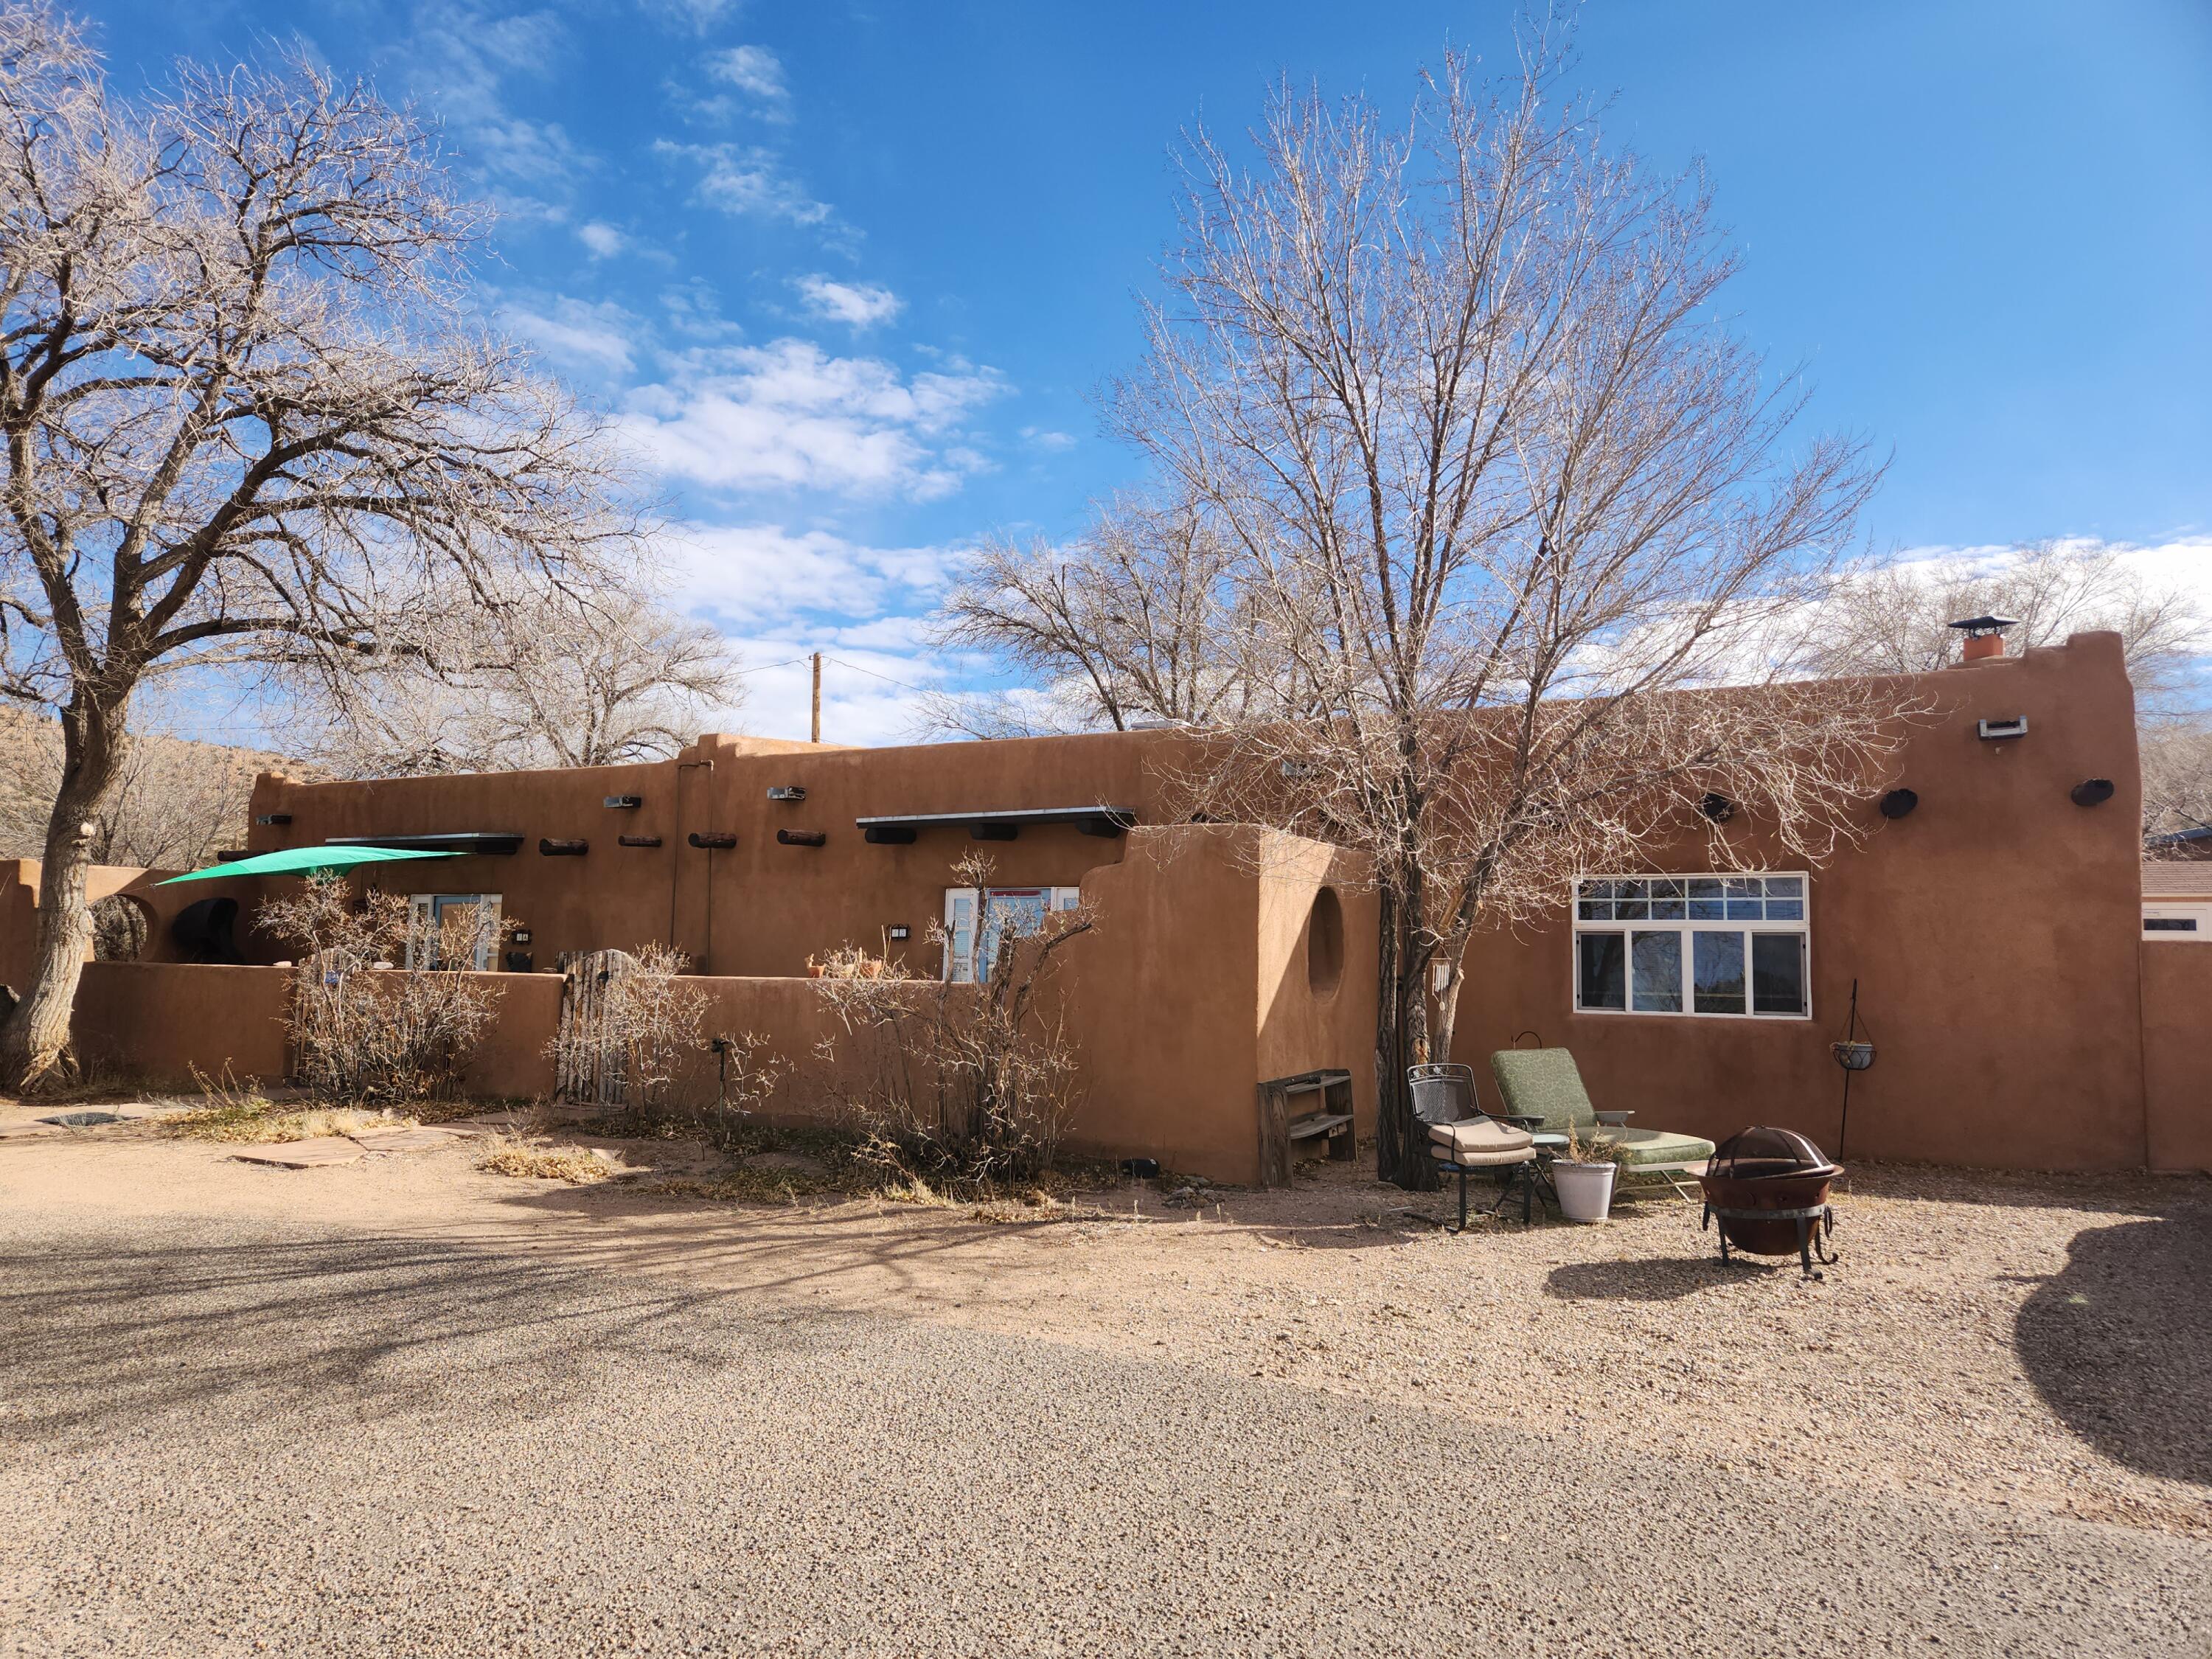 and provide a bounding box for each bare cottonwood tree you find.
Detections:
[922,492,1297,738]
[1109,30,1908,1187]
[0,7,641,1085]
[2143,719,2212,849]
[299,586,743,776]
[1804,540,2207,719]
